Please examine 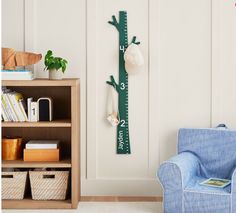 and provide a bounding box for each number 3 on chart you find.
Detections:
[120,83,125,90]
